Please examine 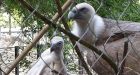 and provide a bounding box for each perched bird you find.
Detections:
[27,36,67,75]
[68,3,105,52]
[68,3,140,75]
